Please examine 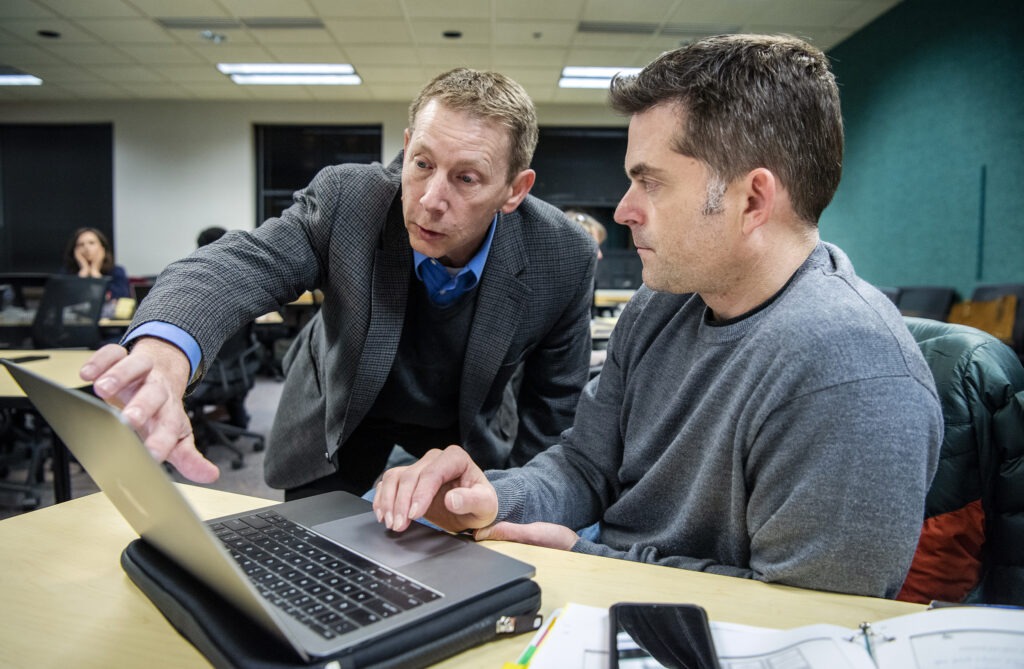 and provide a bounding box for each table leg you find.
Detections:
[51,437,71,503]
